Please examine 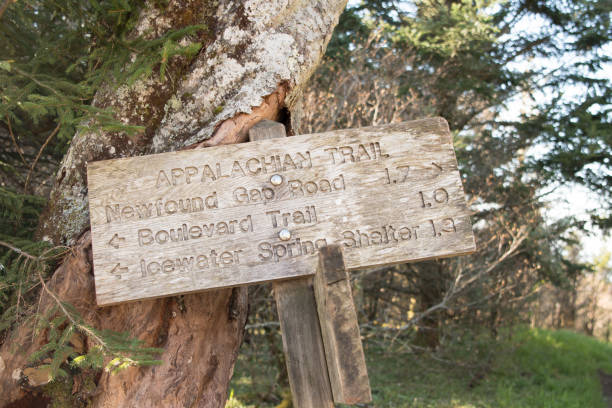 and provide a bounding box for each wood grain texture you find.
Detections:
[251,120,334,408]
[87,117,475,305]
[274,277,334,408]
[248,120,287,141]
[314,245,371,404]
